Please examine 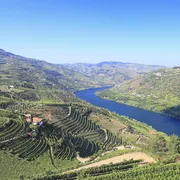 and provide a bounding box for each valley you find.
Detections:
[76,87,180,136]
[1,0,179,179]
[98,68,180,119]
[0,49,180,180]
[62,61,165,86]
